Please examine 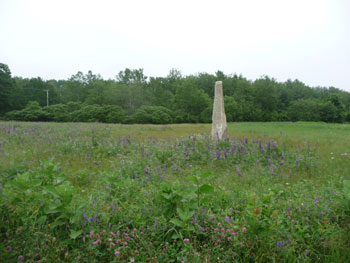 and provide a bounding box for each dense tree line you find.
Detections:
[1,63,350,123]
